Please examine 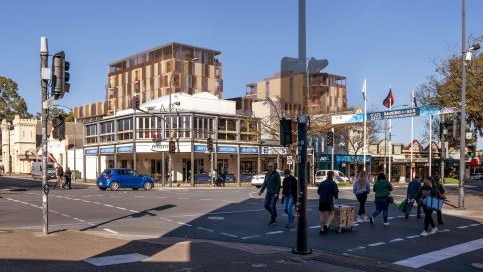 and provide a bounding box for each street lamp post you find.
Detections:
[168,58,198,187]
[459,0,480,208]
